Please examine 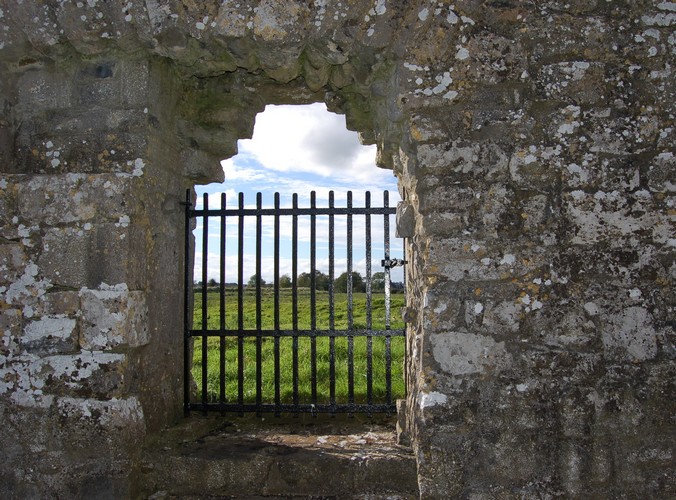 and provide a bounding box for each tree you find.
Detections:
[297,270,330,290]
[371,272,386,292]
[334,271,365,293]
[247,274,266,287]
[279,274,292,288]
[207,278,218,287]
